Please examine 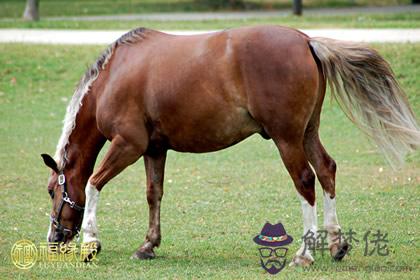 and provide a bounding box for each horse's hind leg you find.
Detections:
[82,132,148,261]
[303,124,349,261]
[272,137,318,267]
[131,152,166,260]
